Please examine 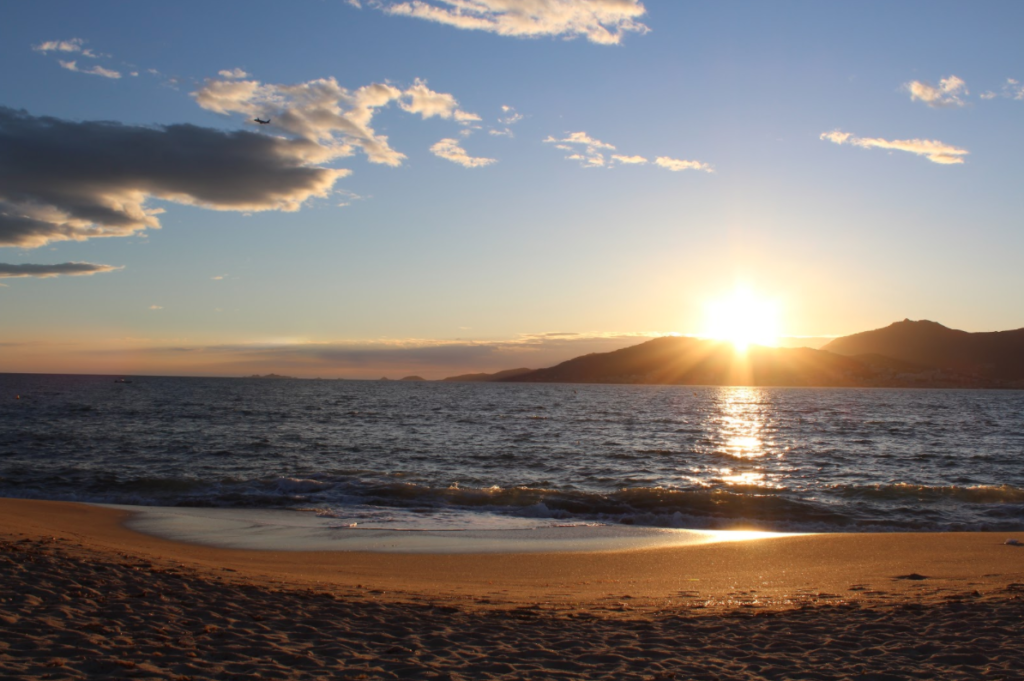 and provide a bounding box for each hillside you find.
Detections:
[491,320,1024,388]
[500,336,881,387]
[822,319,1024,381]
